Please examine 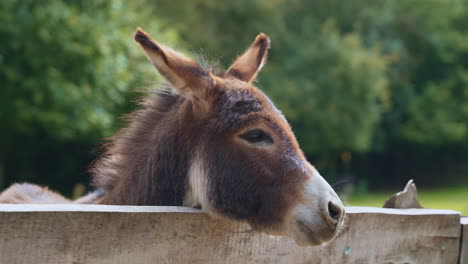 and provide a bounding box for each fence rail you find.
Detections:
[0,204,464,264]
